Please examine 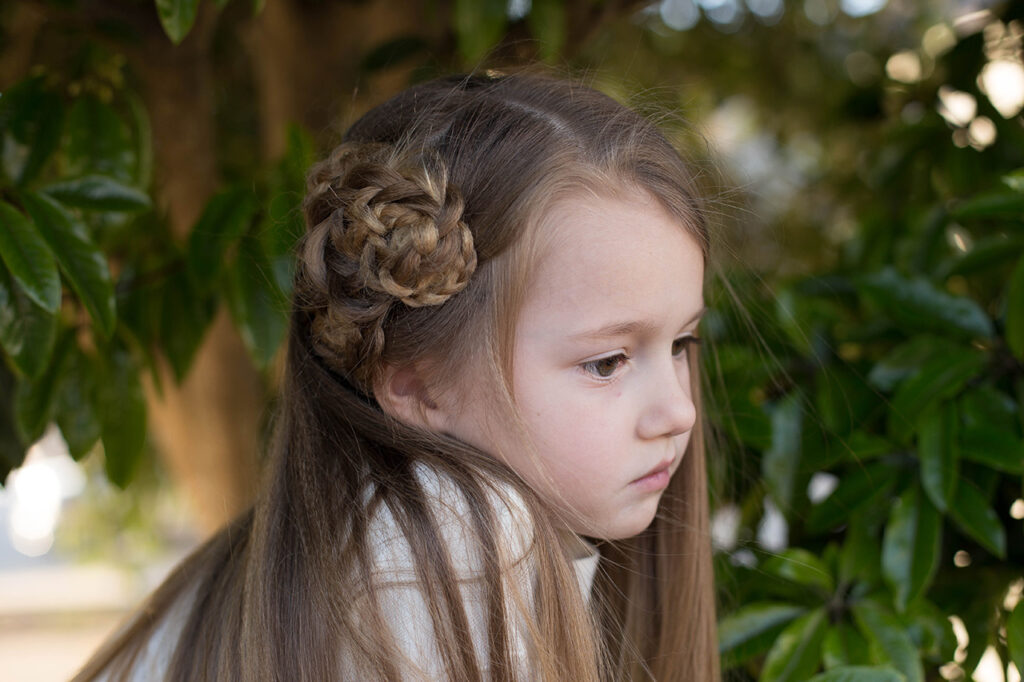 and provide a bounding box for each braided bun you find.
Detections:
[297,142,477,388]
